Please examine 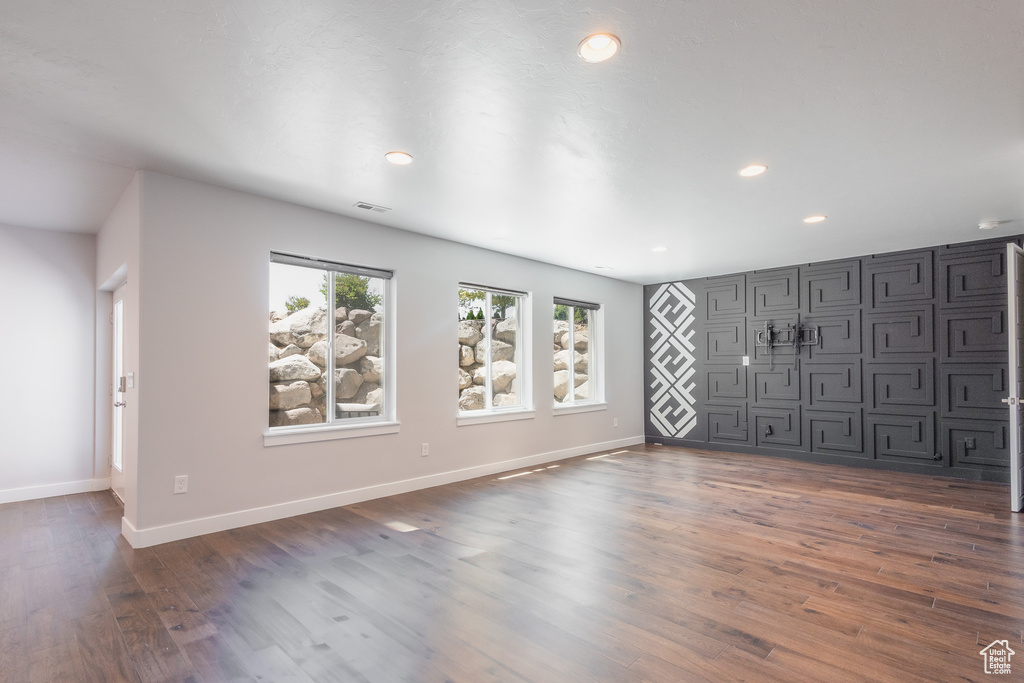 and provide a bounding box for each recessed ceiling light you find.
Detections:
[651,246,667,252]
[739,164,767,177]
[594,265,615,270]
[803,215,827,224]
[979,220,1002,230]
[385,151,414,165]
[578,33,620,63]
